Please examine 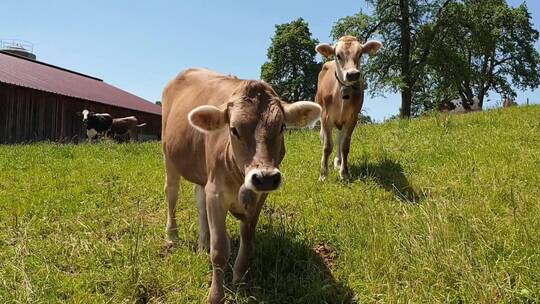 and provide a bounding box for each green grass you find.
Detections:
[1,106,539,303]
